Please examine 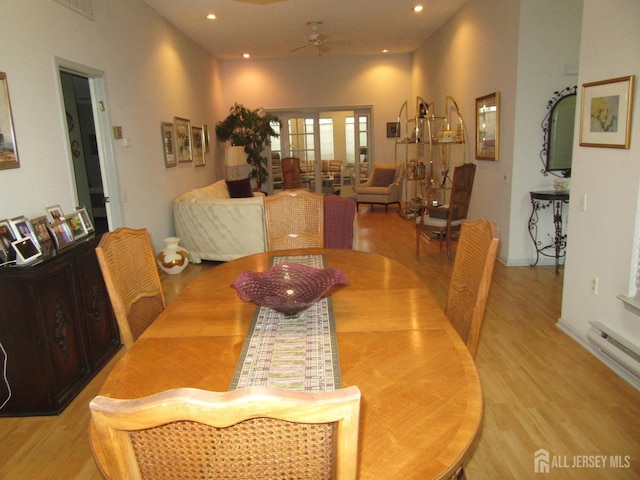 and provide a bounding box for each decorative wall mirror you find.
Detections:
[540,86,577,177]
